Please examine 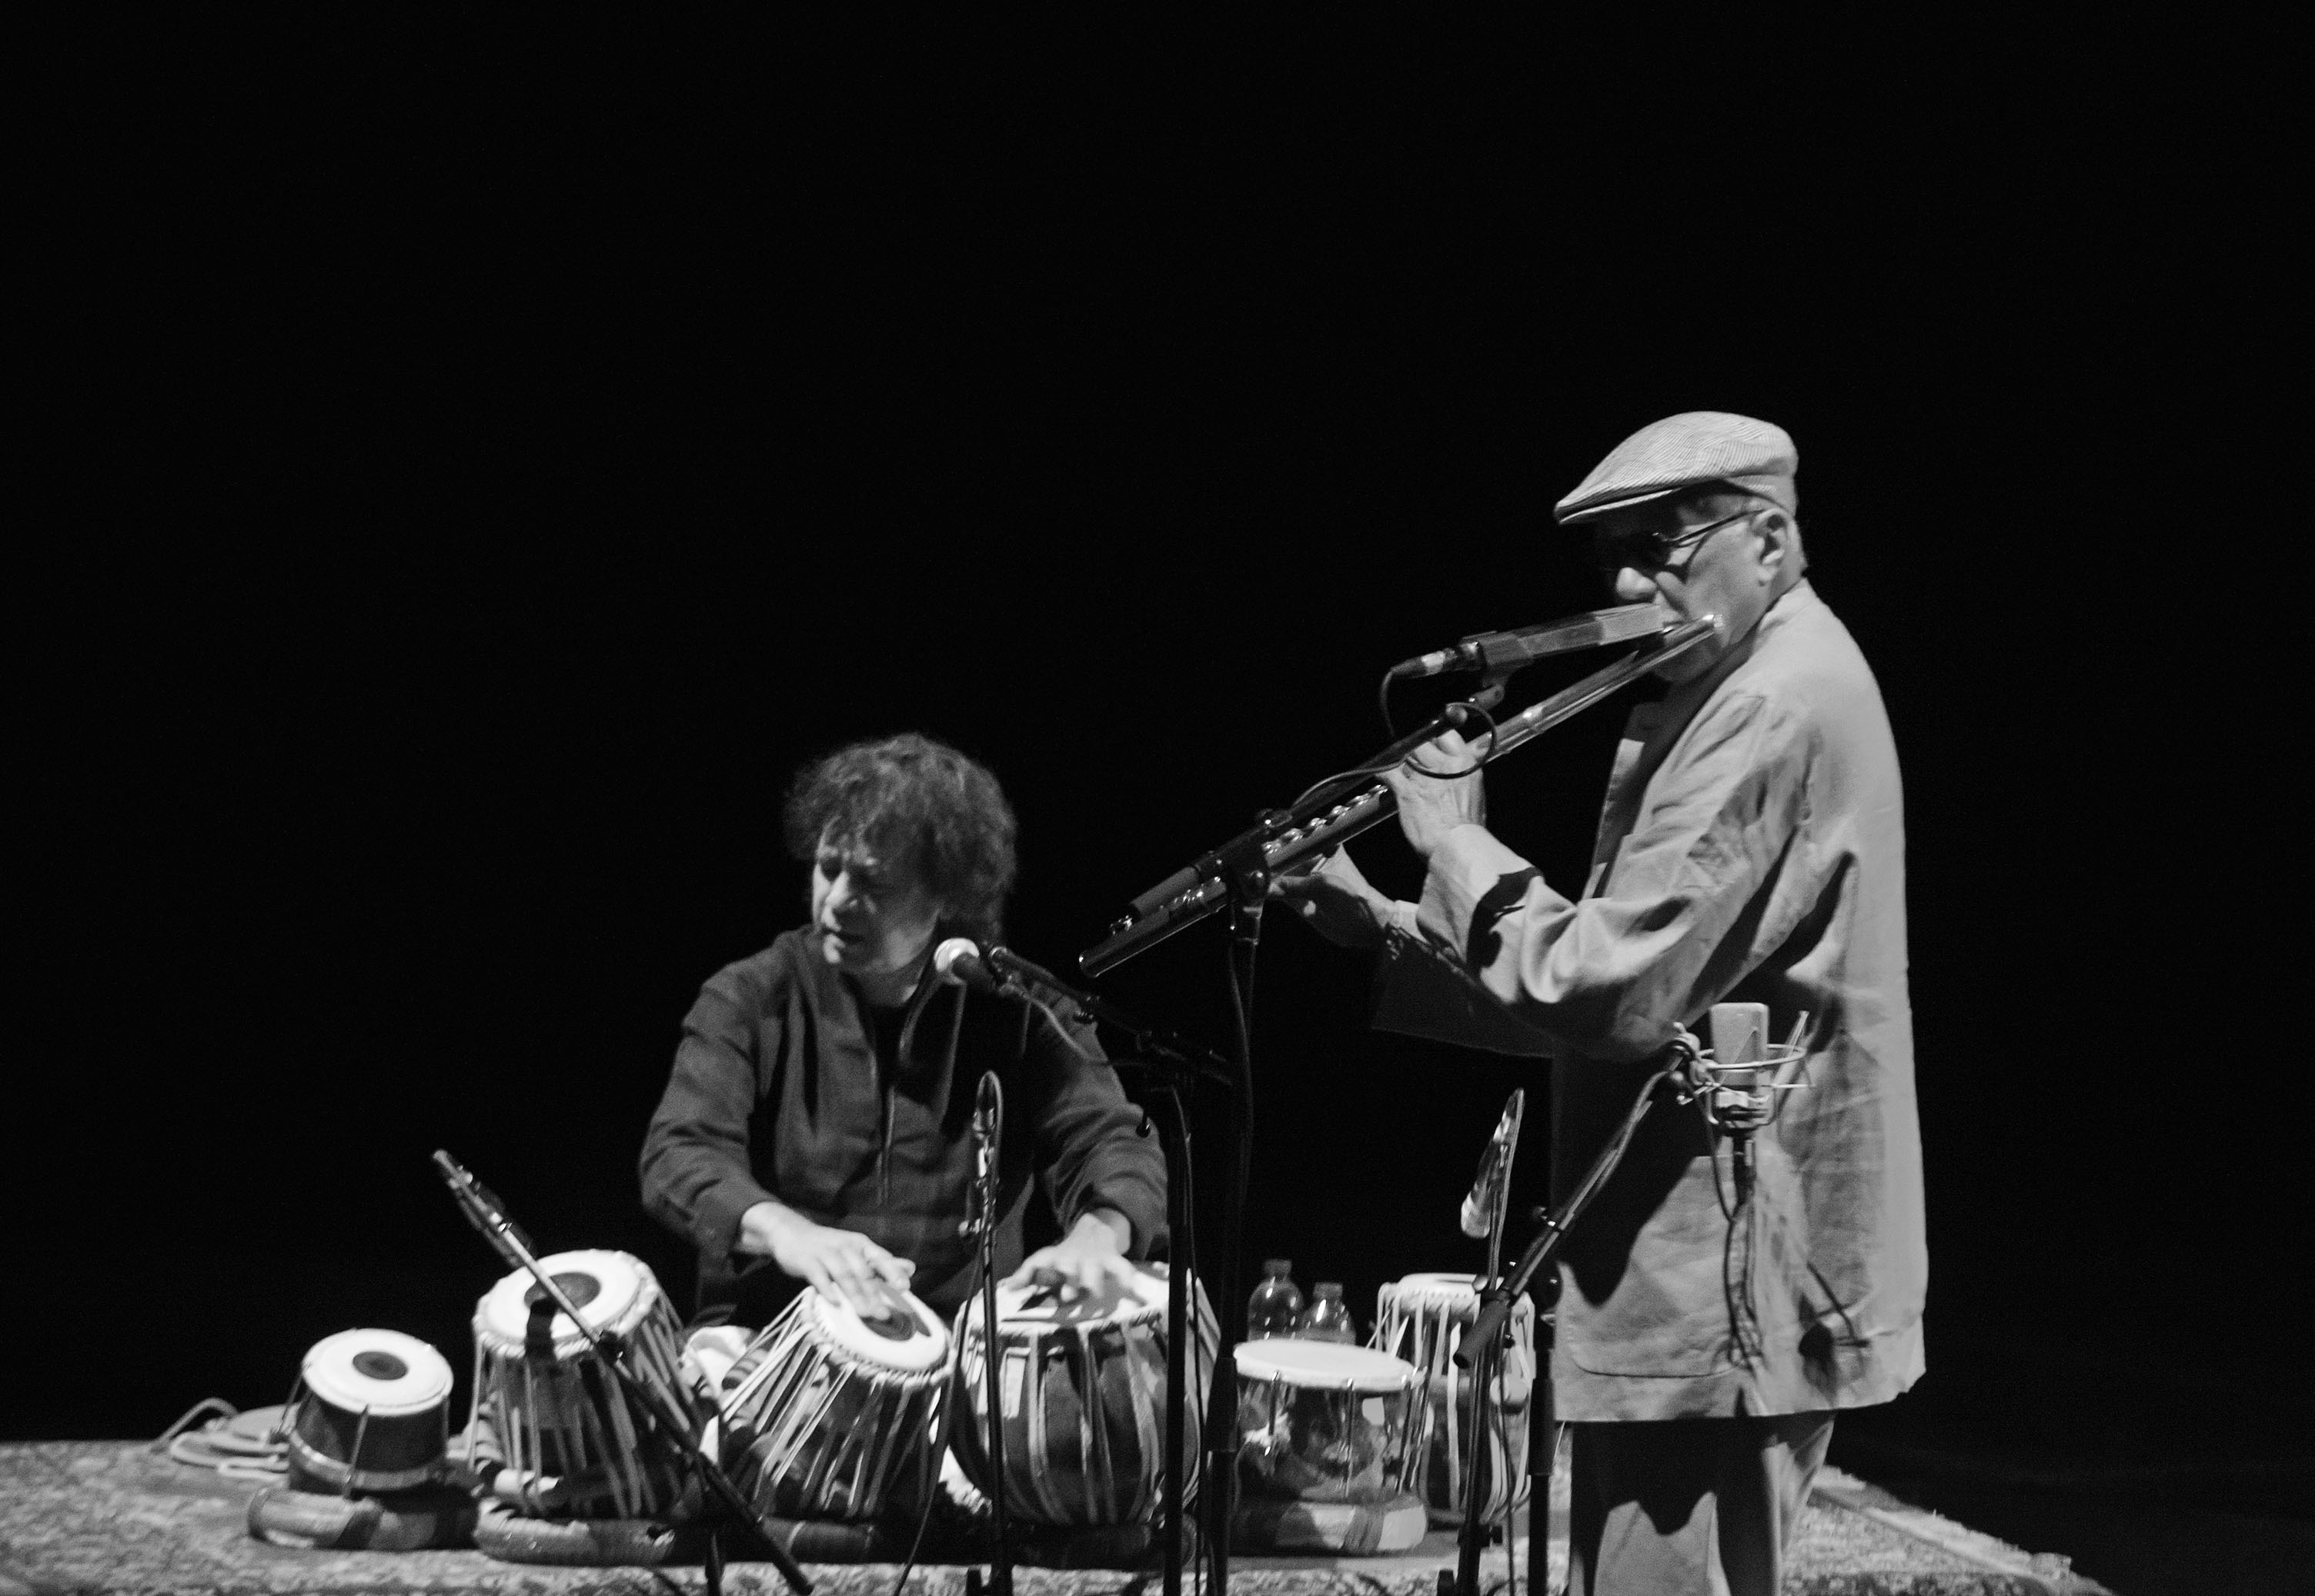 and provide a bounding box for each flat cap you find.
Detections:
[1554,412,1798,525]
